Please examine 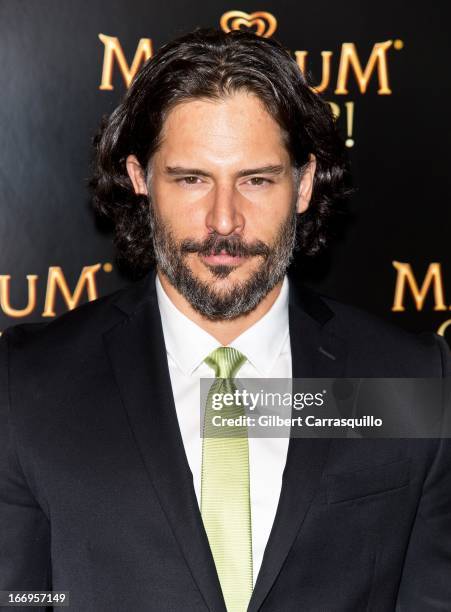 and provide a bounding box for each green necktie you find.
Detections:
[200,347,253,612]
